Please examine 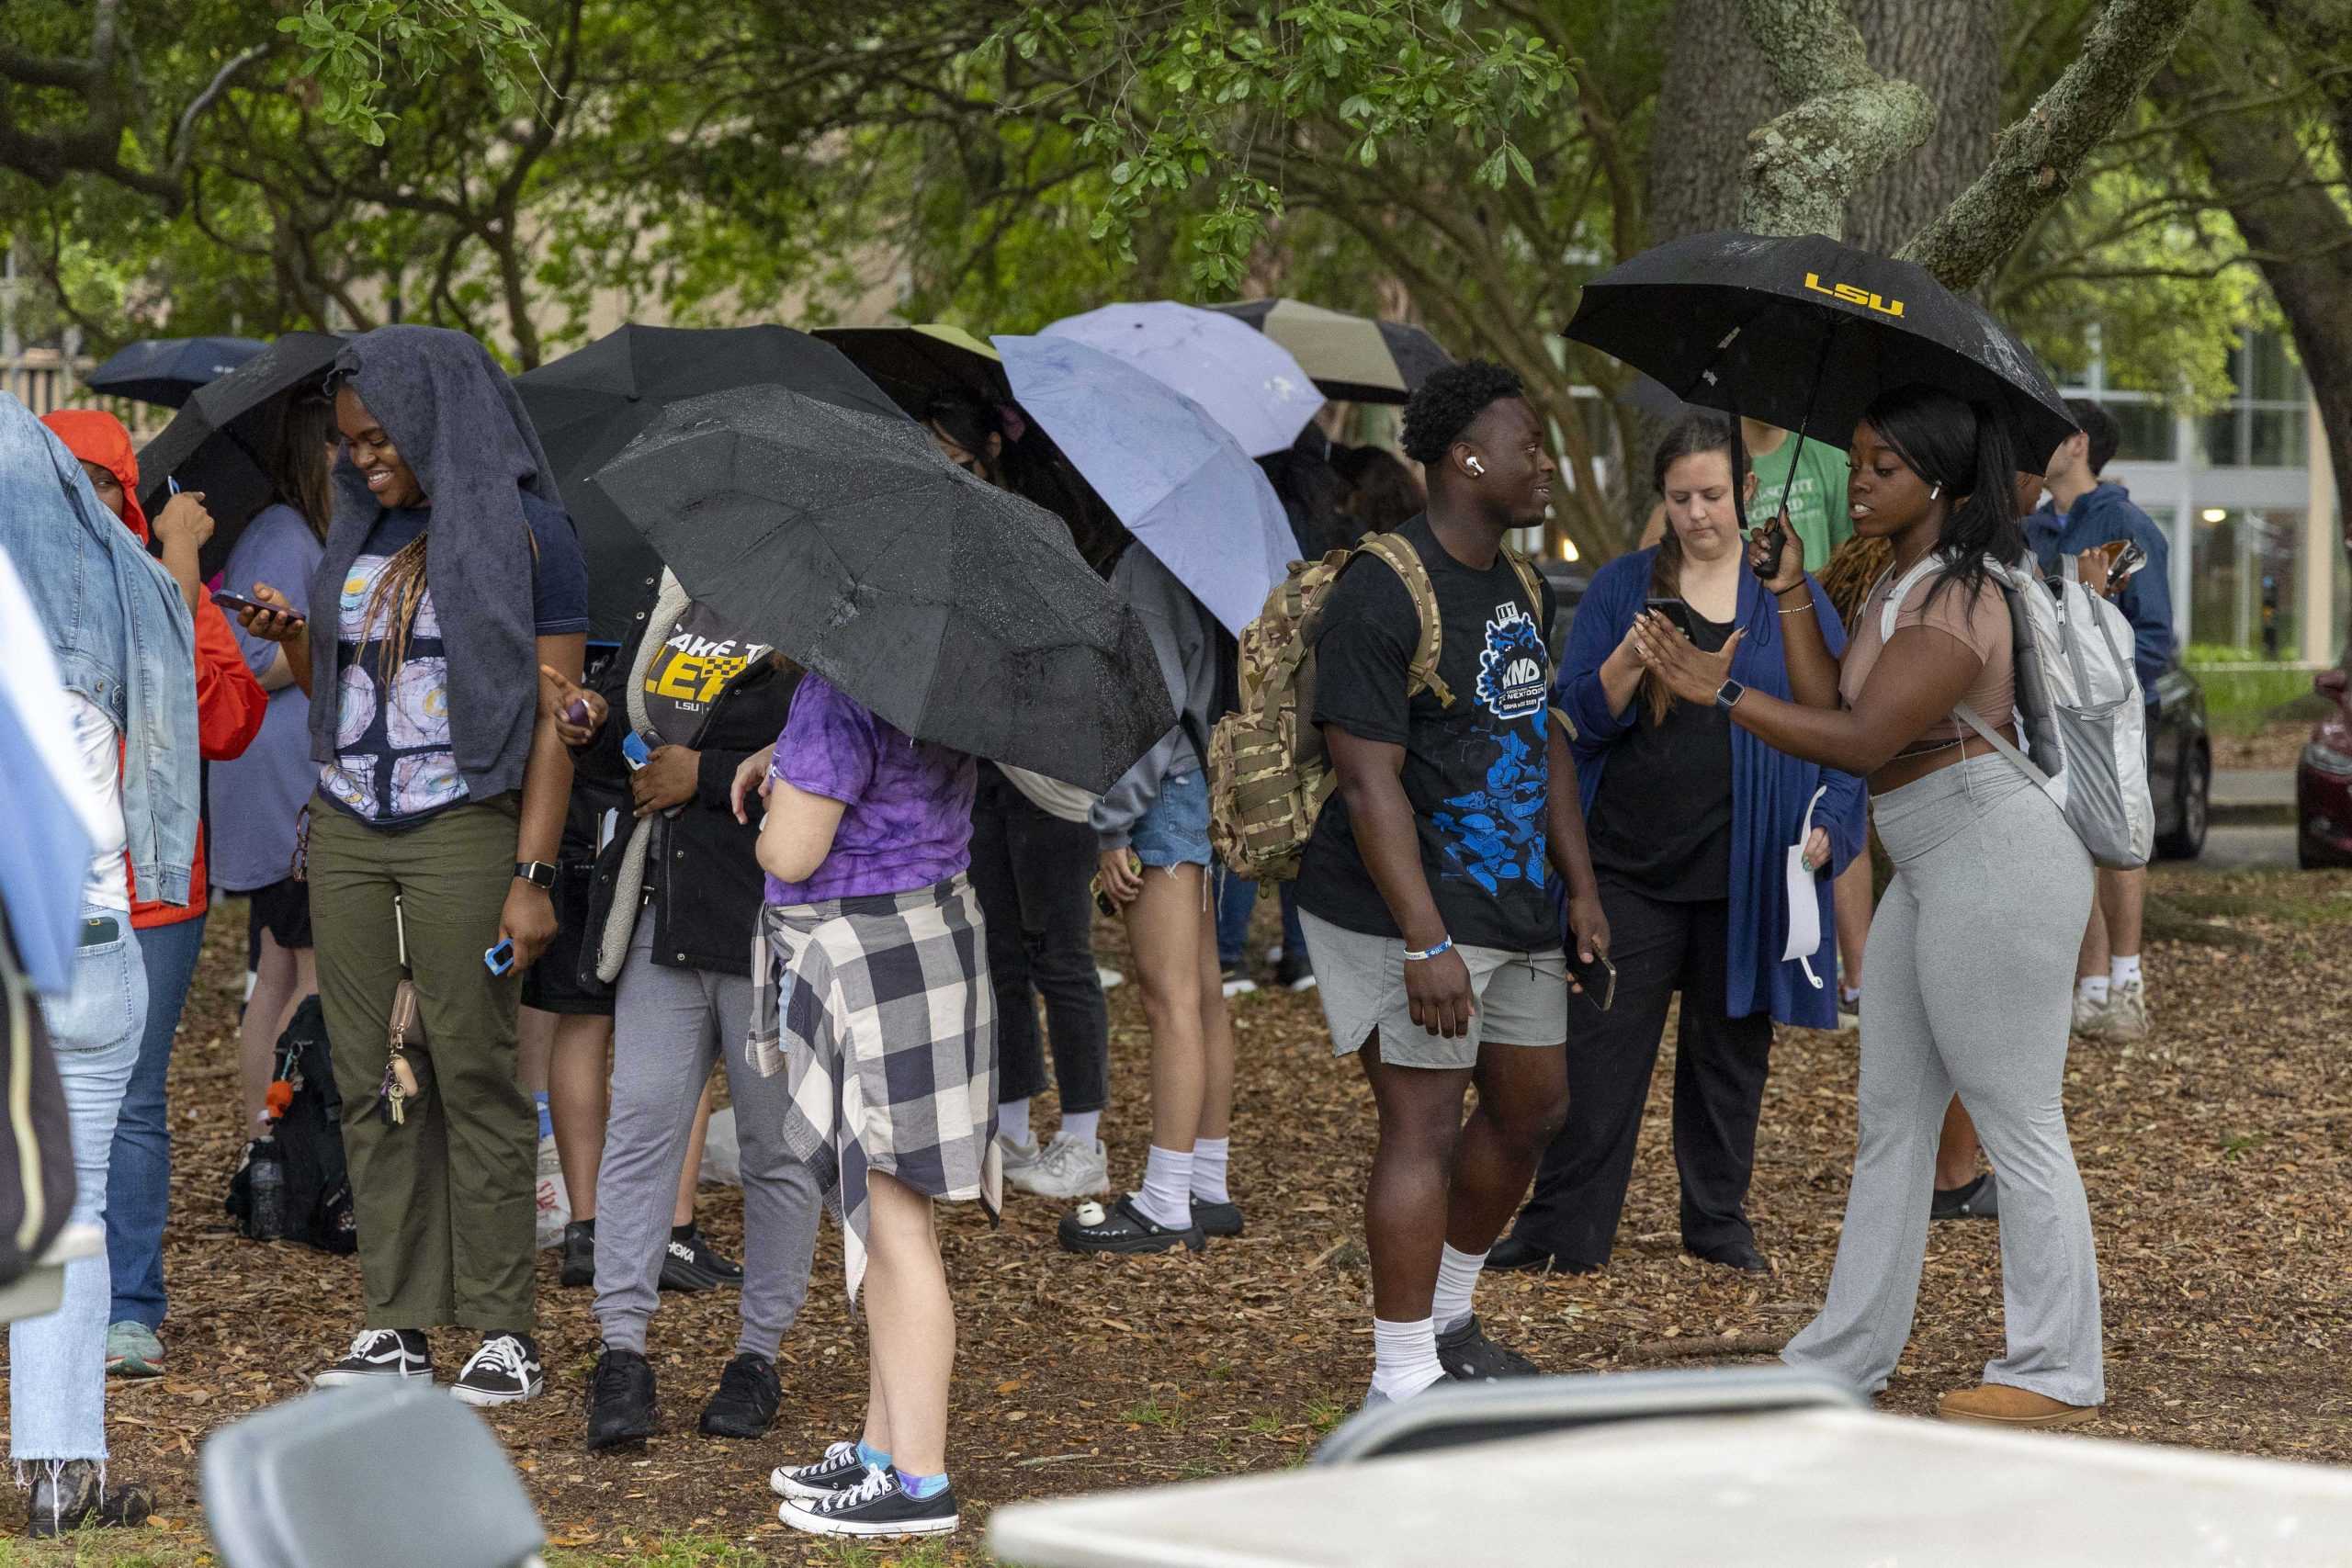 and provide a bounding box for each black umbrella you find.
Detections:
[1565,231,2076,471]
[810,324,1009,418]
[514,324,910,643]
[588,385,1174,793]
[85,335,267,409]
[133,331,345,577]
